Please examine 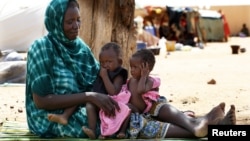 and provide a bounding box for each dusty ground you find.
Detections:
[0,37,249,126]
